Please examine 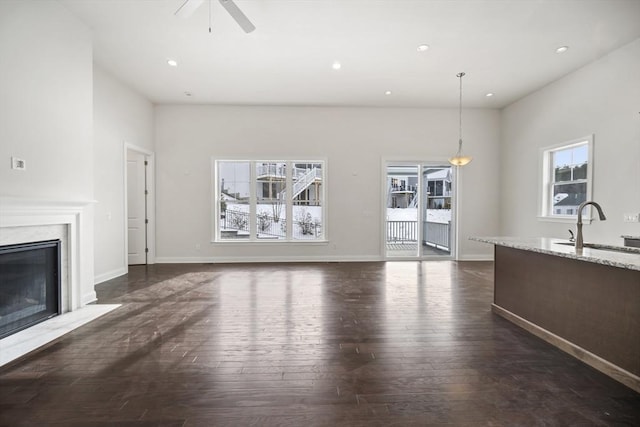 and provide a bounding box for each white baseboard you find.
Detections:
[94,267,127,284]
[492,303,640,394]
[154,255,495,264]
[155,255,382,264]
